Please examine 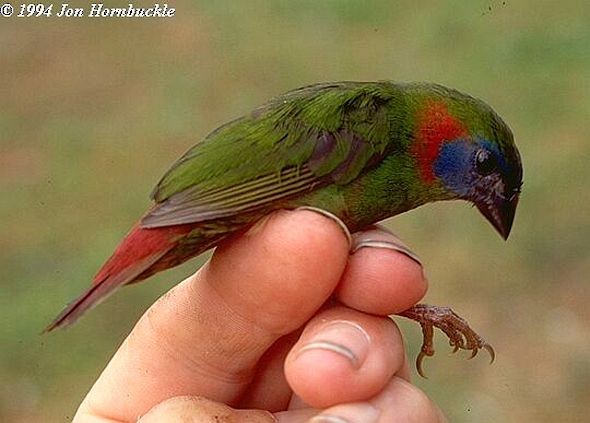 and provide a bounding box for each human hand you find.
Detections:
[73,210,446,422]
